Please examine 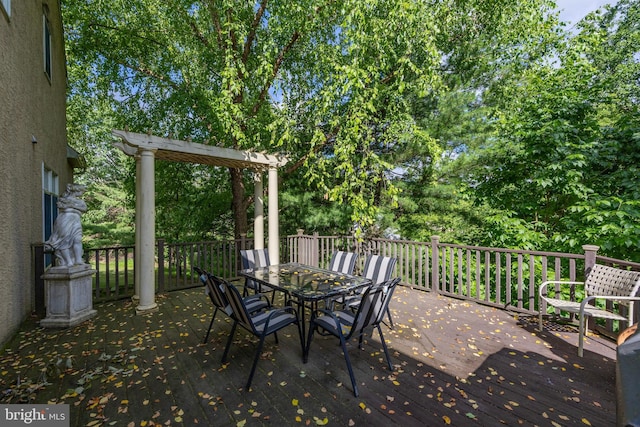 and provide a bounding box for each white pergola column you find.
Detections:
[133,153,141,302]
[268,164,279,264]
[136,148,158,314]
[253,172,264,250]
